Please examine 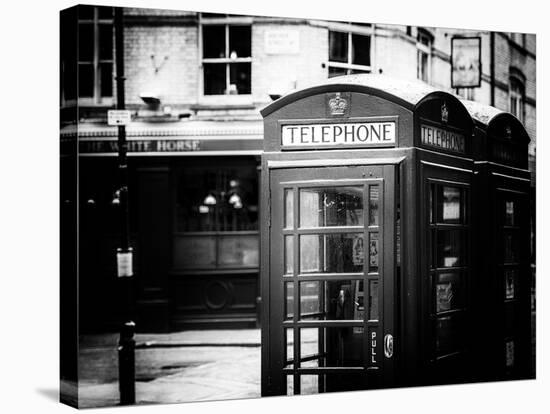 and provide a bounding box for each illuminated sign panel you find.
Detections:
[421,124,466,154]
[281,121,396,149]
